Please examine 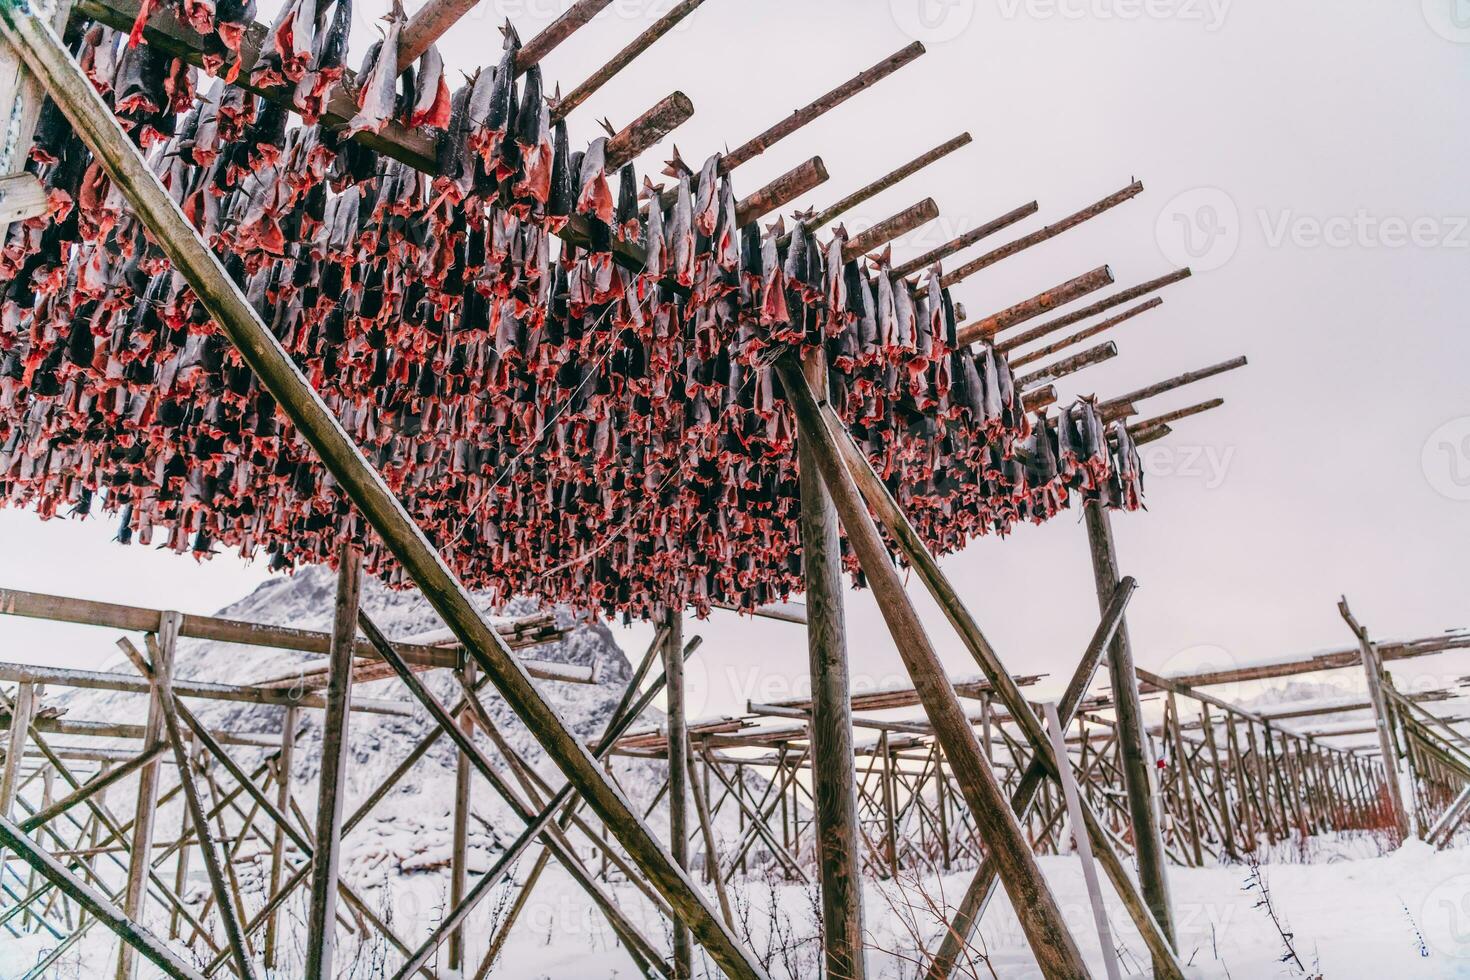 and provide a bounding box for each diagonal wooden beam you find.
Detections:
[0,13,766,974]
[775,352,1094,980]
[942,180,1143,288]
[893,199,1039,280]
[1009,297,1162,369]
[957,265,1115,346]
[555,0,711,120]
[998,268,1191,353]
[0,814,206,980]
